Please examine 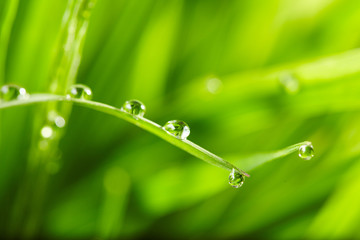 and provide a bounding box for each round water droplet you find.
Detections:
[229,168,245,188]
[48,111,66,128]
[67,84,92,100]
[54,116,66,128]
[163,120,190,140]
[279,72,299,94]
[41,125,54,139]
[0,84,28,101]
[298,144,314,160]
[121,100,146,117]
[206,77,223,94]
